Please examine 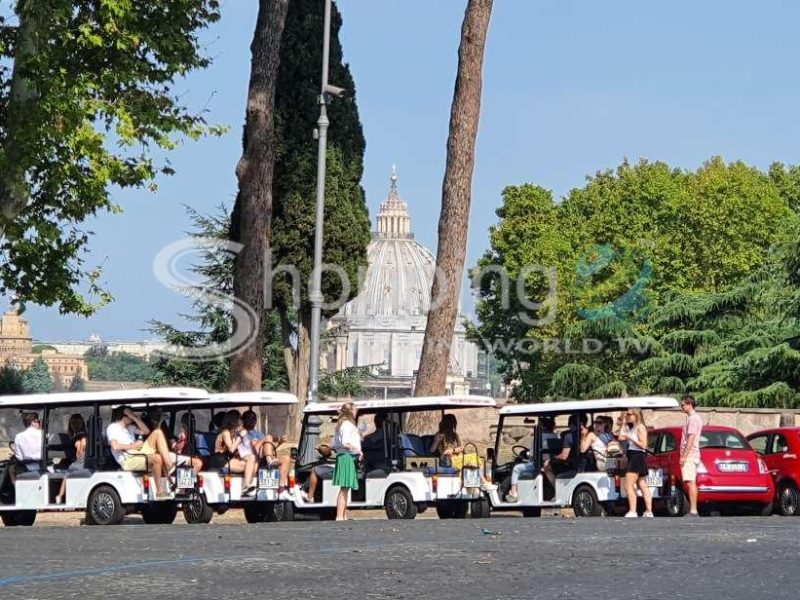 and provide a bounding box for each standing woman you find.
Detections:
[332,402,362,521]
[619,408,653,518]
